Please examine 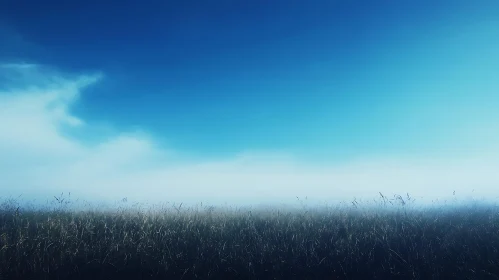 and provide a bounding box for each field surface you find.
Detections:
[1,196,498,279]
